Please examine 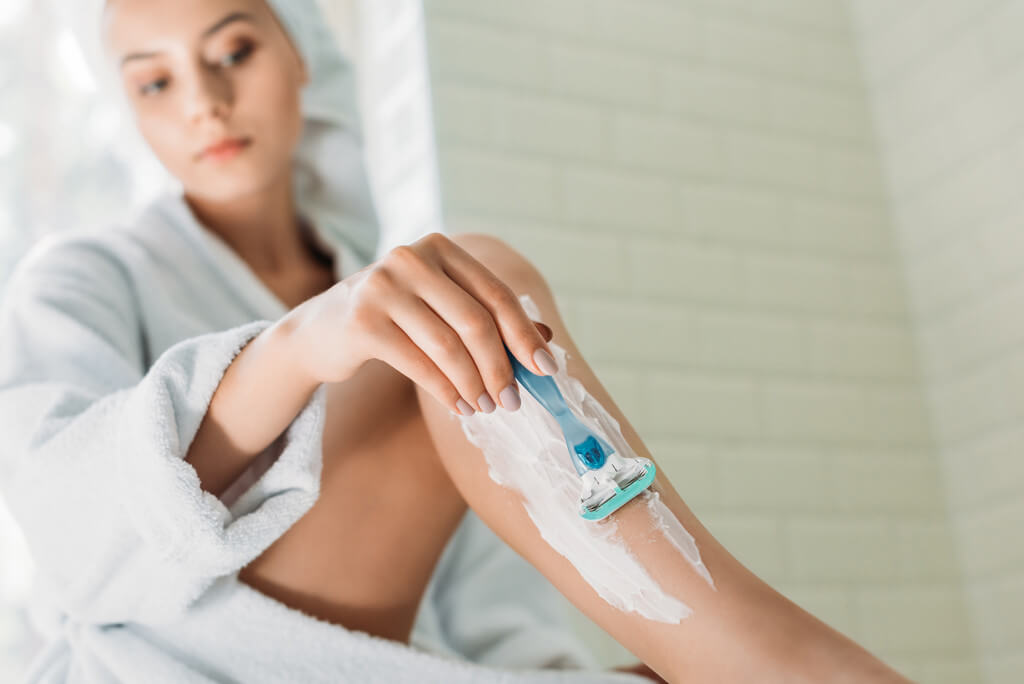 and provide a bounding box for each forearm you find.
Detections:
[186,311,321,497]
